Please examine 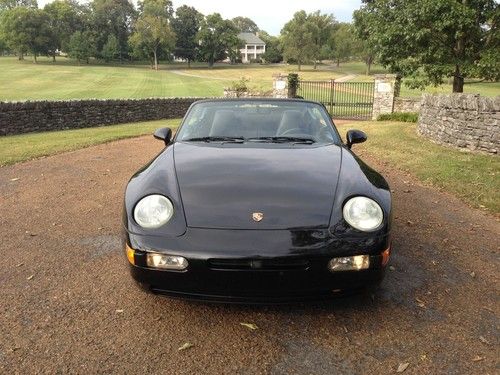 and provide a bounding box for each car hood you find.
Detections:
[173,142,342,230]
